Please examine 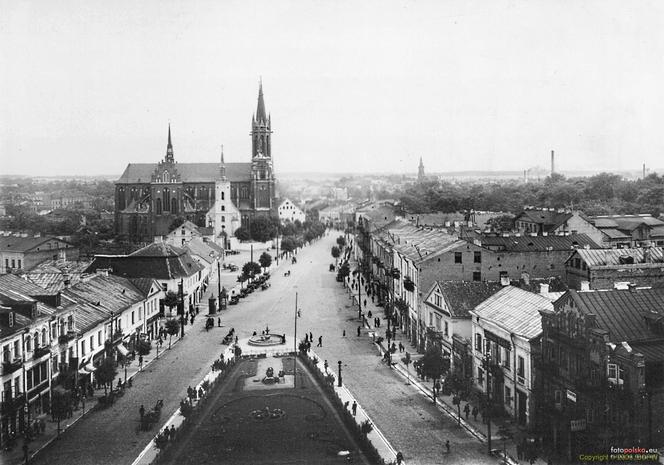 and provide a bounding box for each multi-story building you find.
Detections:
[0,234,79,274]
[422,281,503,379]
[565,247,664,290]
[514,209,603,245]
[115,83,277,242]
[538,287,664,459]
[470,286,559,428]
[588,214,664,248]
[278,199,306,224]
